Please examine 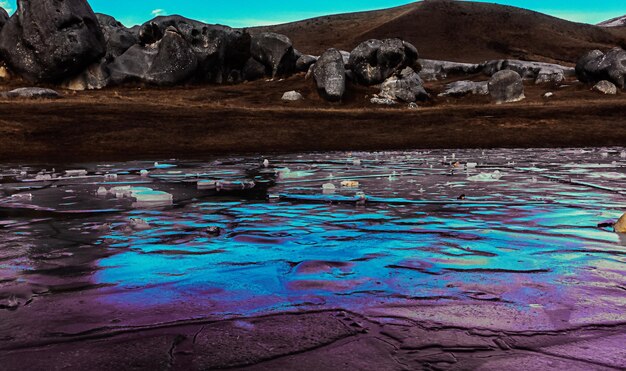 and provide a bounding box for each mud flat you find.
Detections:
[0,77,626,161]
